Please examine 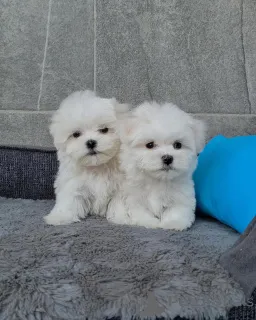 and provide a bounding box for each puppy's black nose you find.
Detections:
[86,140,97,149]
[162,155,173,165]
